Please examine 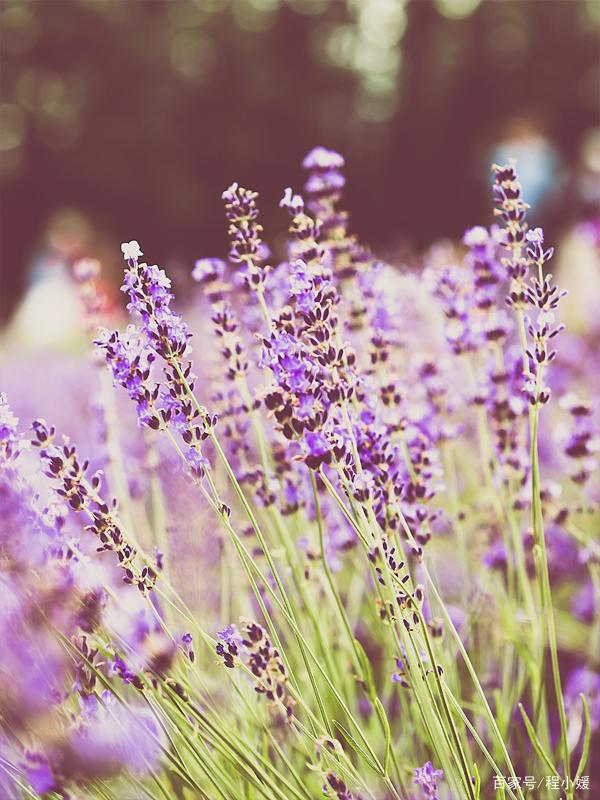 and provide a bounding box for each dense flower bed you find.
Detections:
[1,149,598,800]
